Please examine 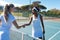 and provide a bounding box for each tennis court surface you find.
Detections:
[10,20,60,40]
[45,20,60,40]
